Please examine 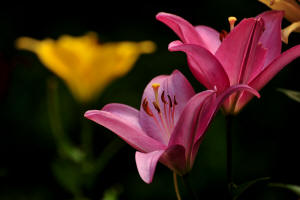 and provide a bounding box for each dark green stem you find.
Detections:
[182,174,198,200]
[47,78,67,148]
[226,115,234,199]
